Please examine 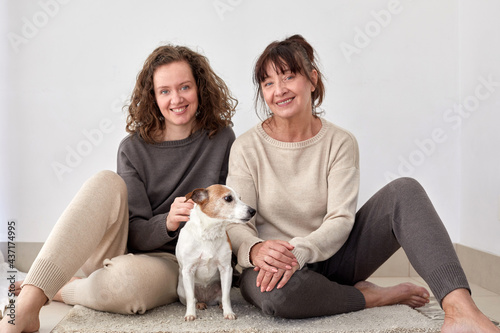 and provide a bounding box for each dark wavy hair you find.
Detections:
[253,34,325,120]
[125,45,237,144]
